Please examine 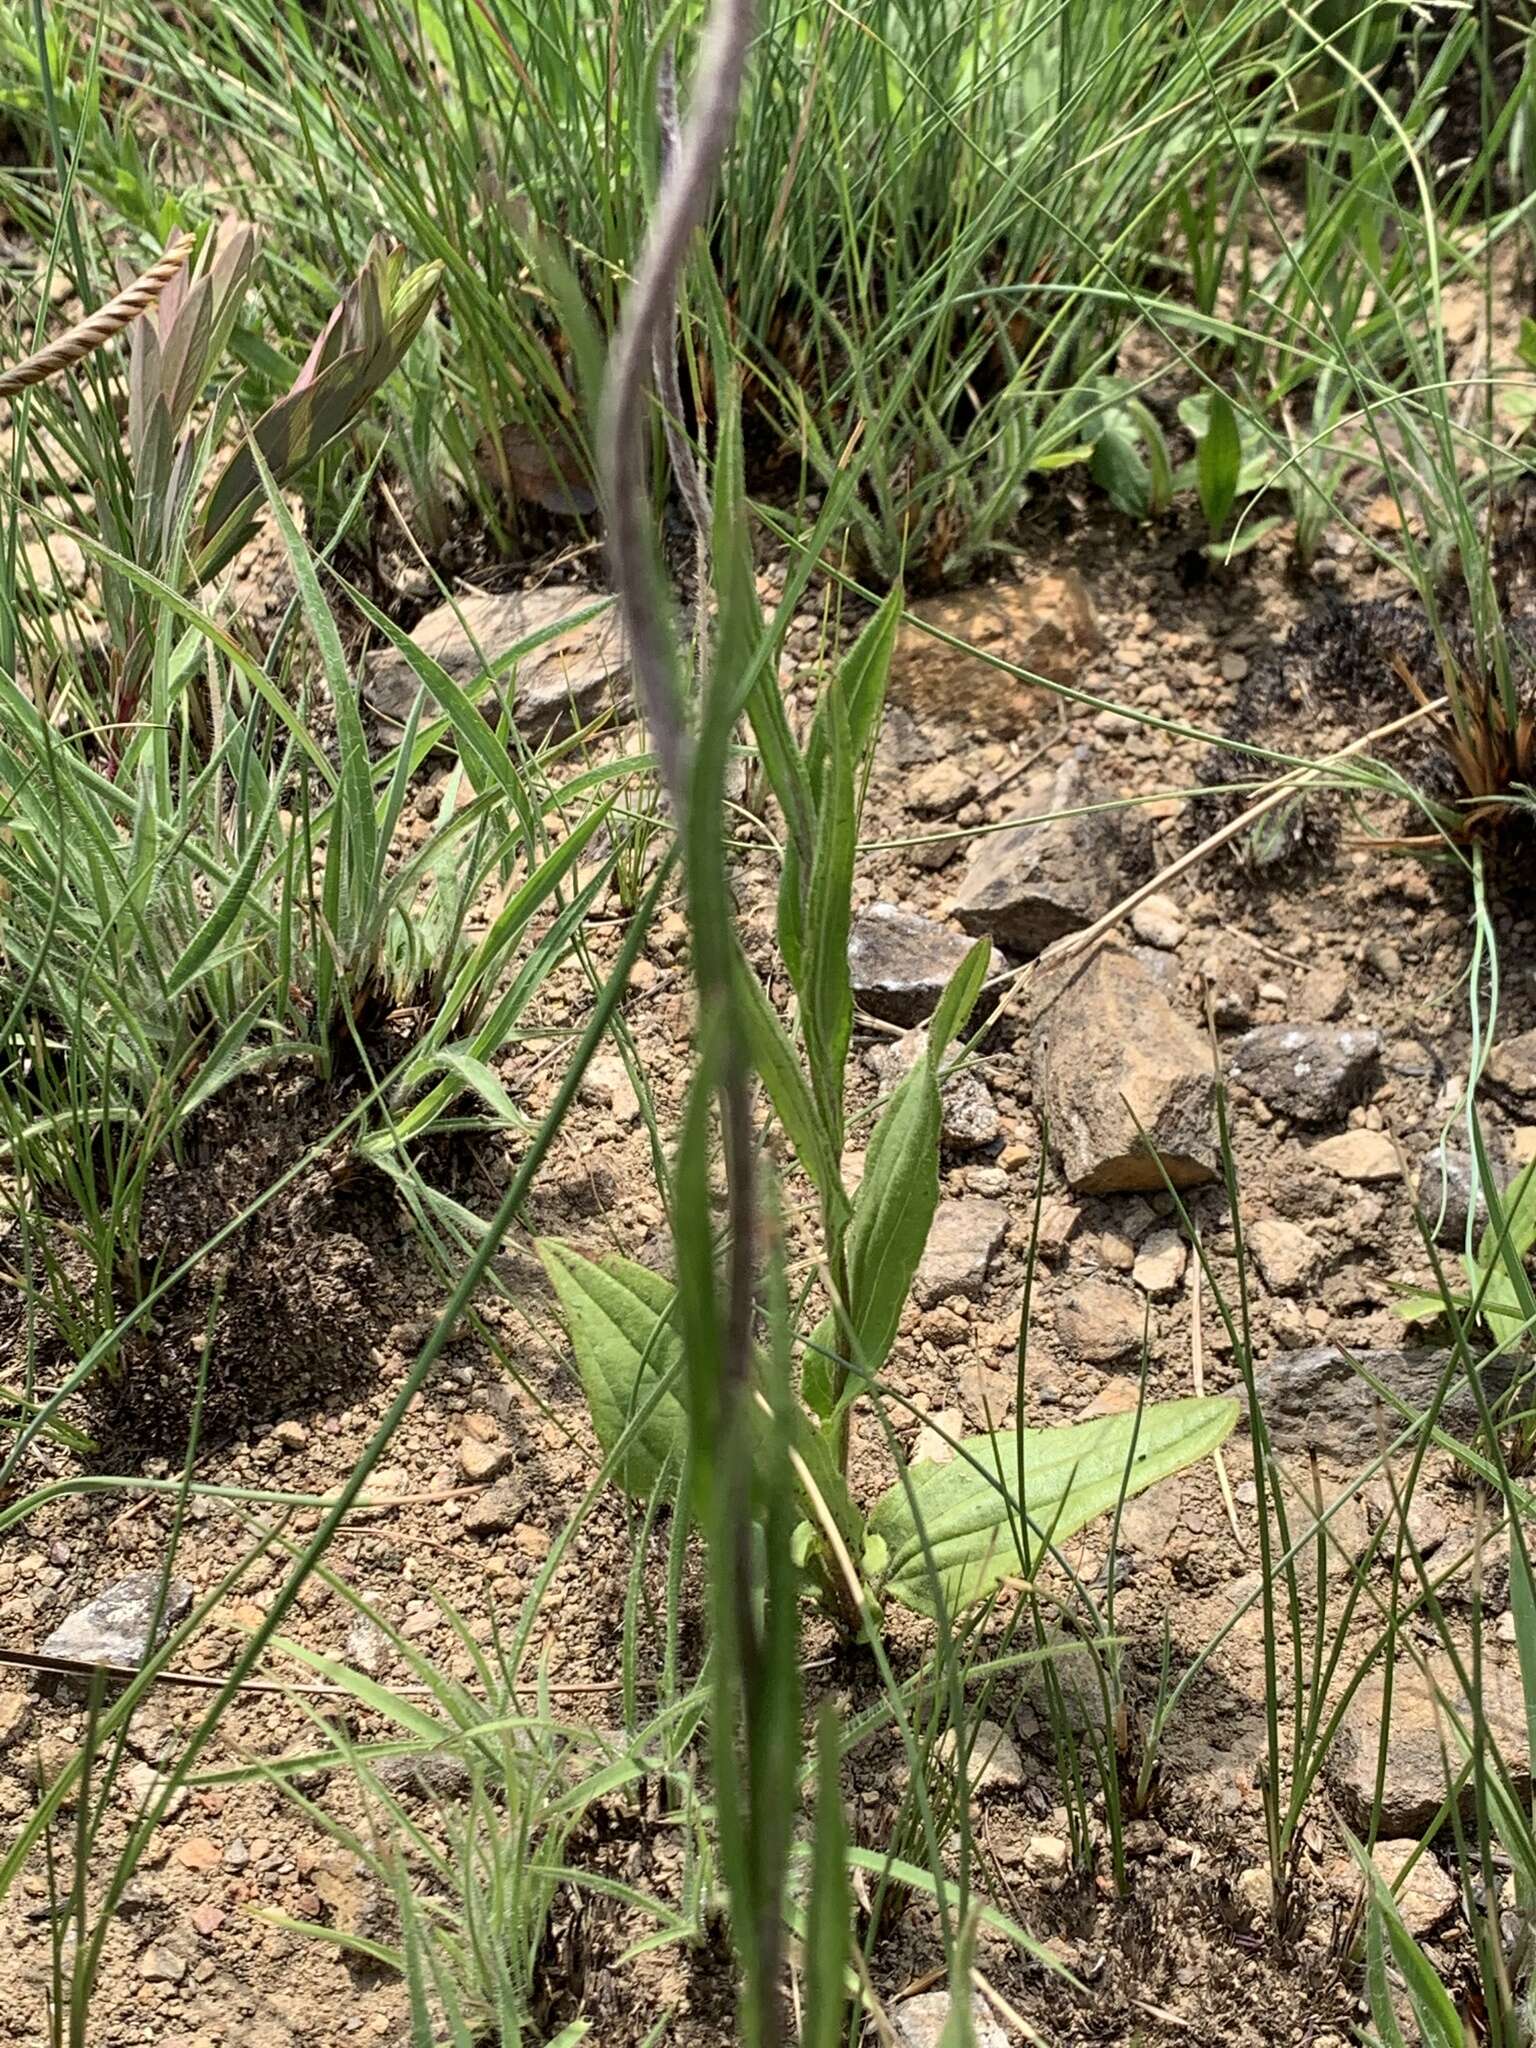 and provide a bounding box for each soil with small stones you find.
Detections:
[5,491,1536,2047]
